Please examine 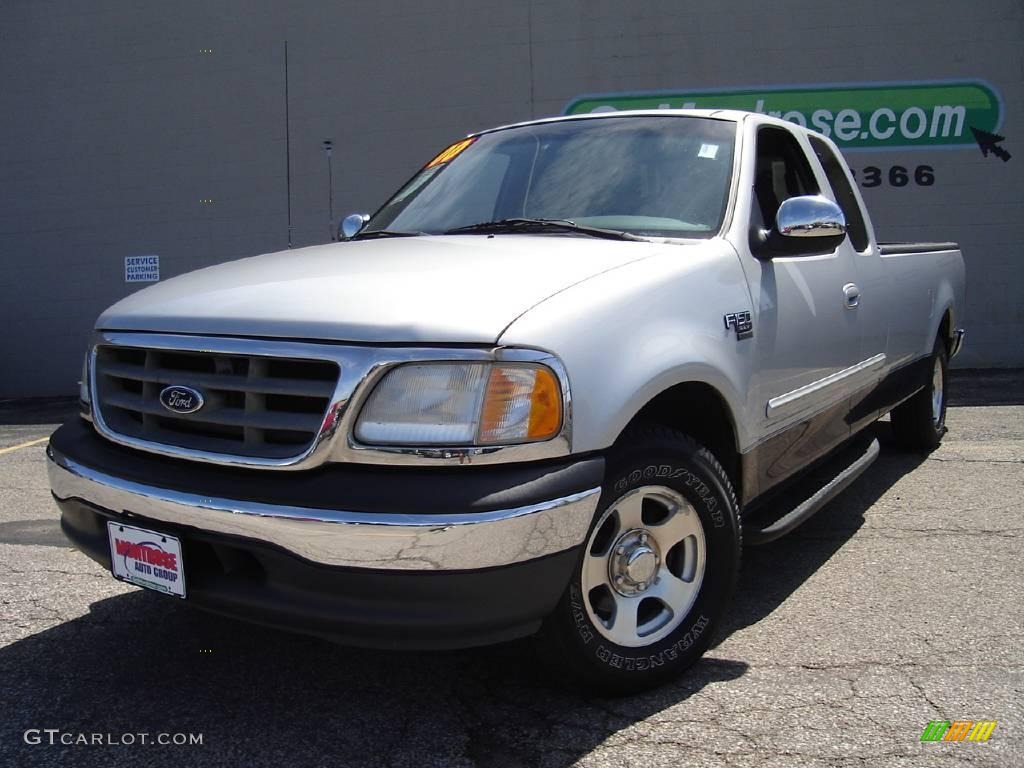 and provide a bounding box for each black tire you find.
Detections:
[535,425,741,694]
[891,337,948,452]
